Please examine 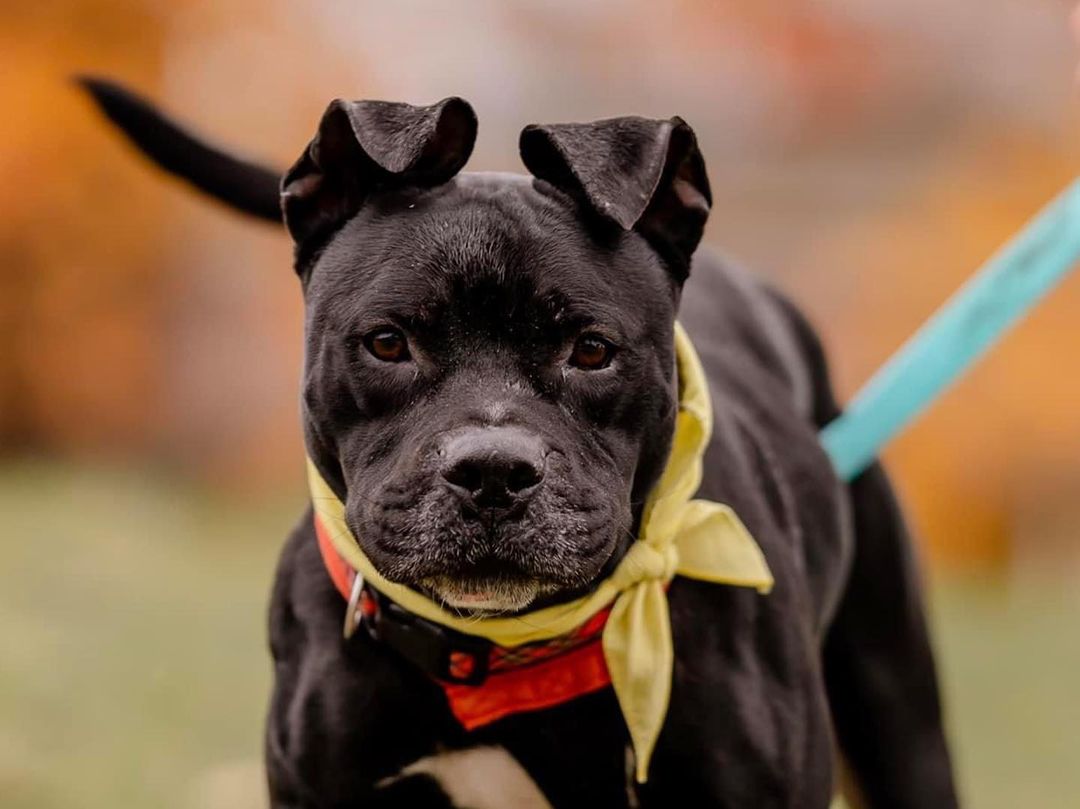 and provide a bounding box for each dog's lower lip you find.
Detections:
[421,574,544,612]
